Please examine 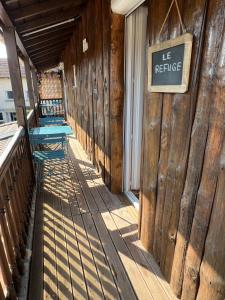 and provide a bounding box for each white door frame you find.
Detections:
[123,5,148,209]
